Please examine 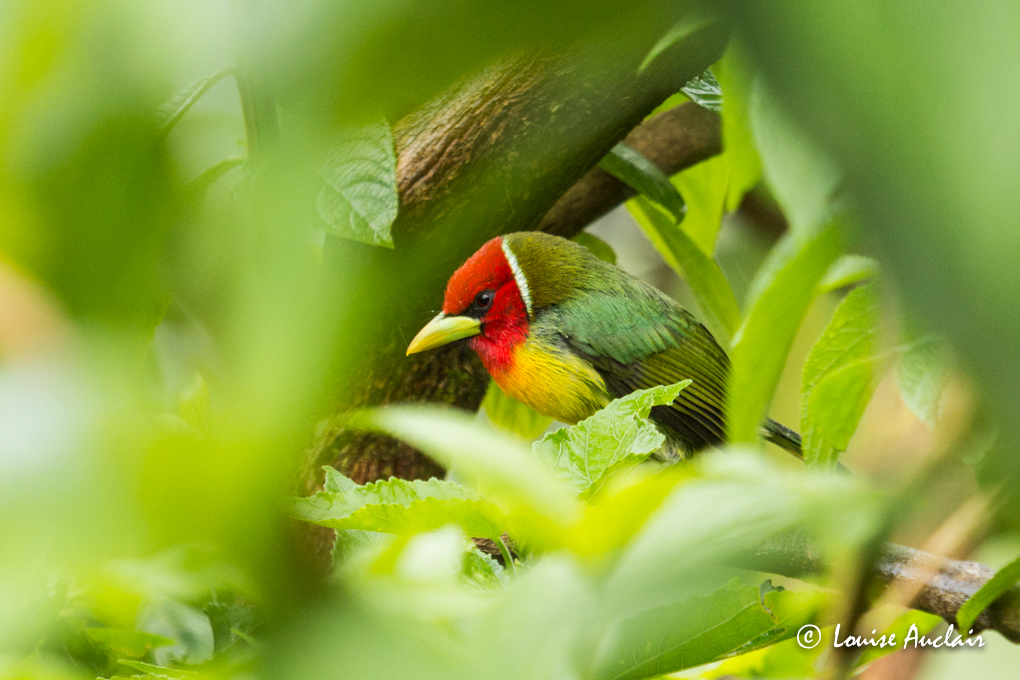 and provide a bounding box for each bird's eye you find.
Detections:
[473,290,494,312]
